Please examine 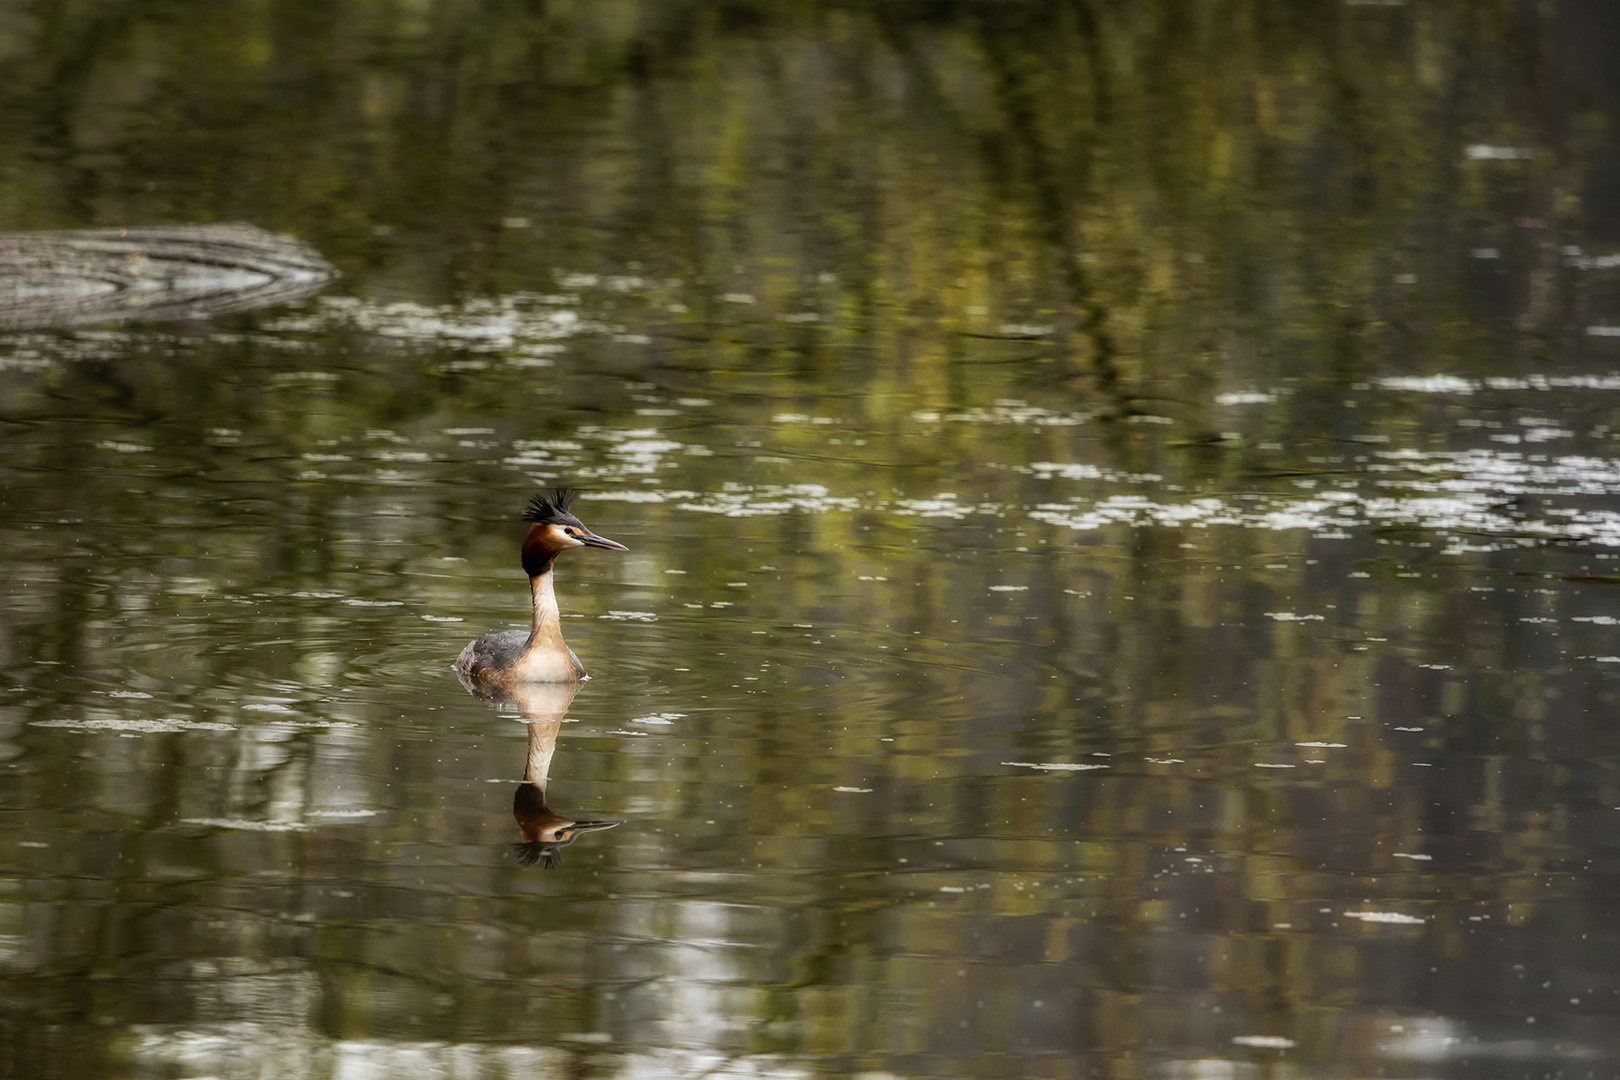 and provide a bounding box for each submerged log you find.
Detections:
[0,223,338,329]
